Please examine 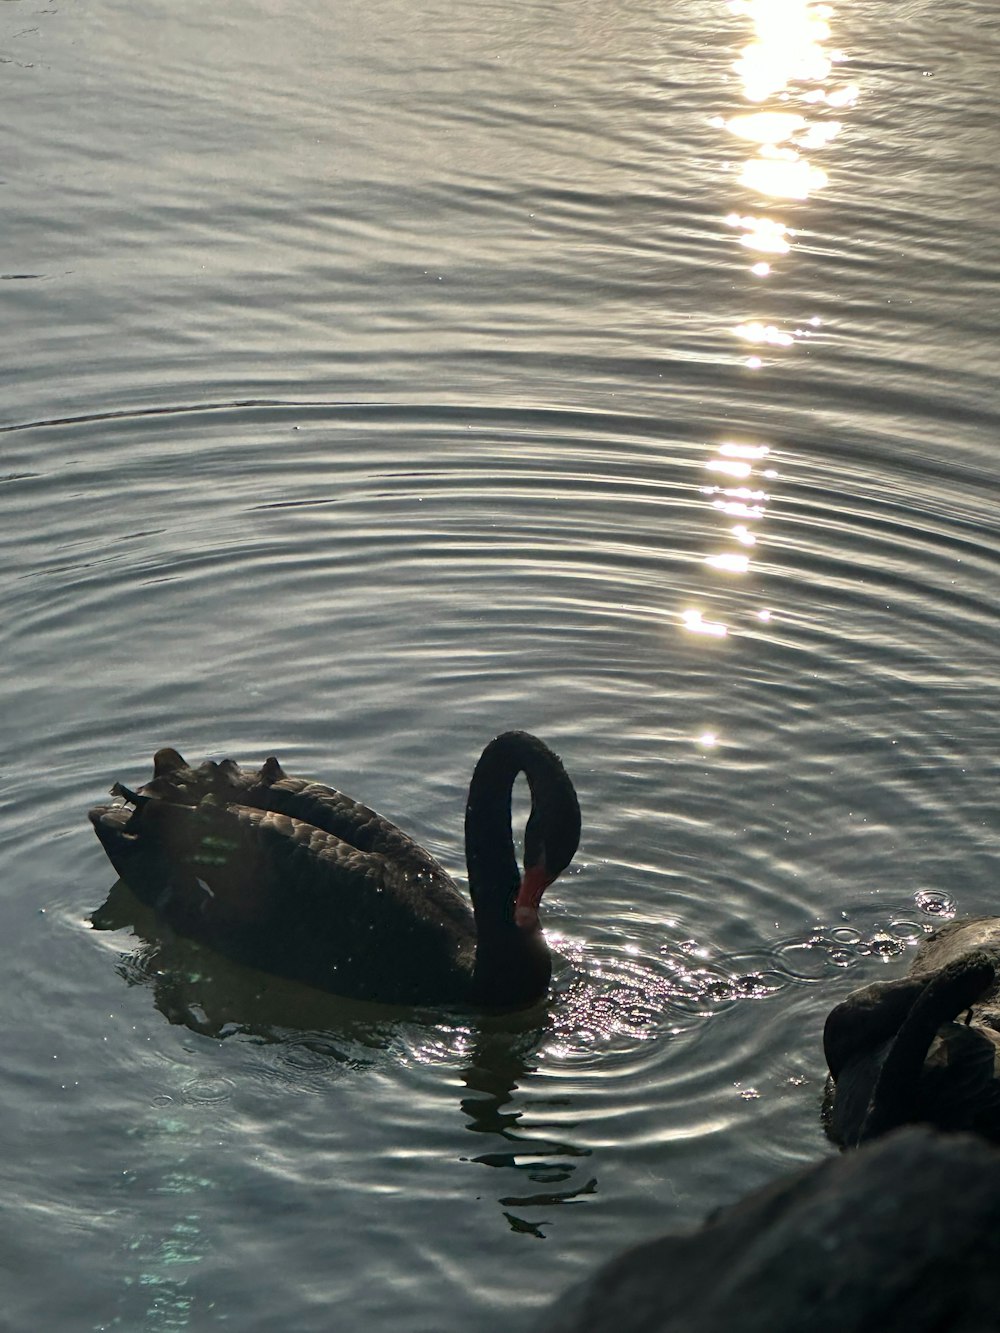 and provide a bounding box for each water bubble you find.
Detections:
[677,939,710,959]
[913,888,956,918]
[732,971,785,999]
[828,950,857,969]
[180,1075,236,1106]
[887,919,924,942]
[279,1039,340,1074]
[829,926,862,945]
[776,941,829,980]
[861,932,904,959]
[701,977,737,1005]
